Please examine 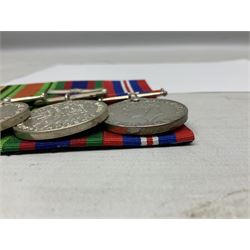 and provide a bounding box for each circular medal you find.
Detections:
[0,102,30,131]
[13,100,108,140]
[105,98,188,135]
